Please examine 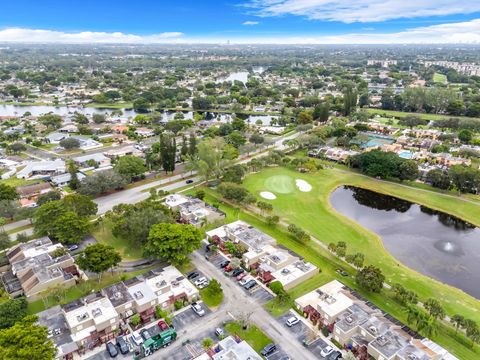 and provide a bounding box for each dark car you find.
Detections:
[140,329,151,341]
[186,179,194,184]
[260,343,277,356]
[67,244,79,252]
[232,268,244,277]
[219,260,230,268]
[116,336,129,355]
[328,351,343,360]
[187,271,200,280]
[106,342,118,358]
[244,280,257,290]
